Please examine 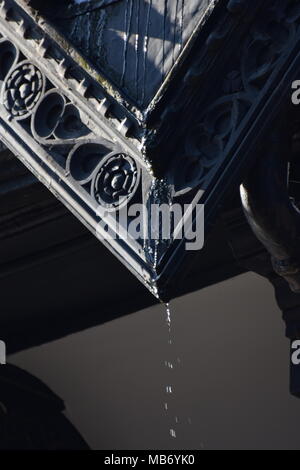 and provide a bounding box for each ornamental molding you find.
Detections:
[0,0,299,299]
